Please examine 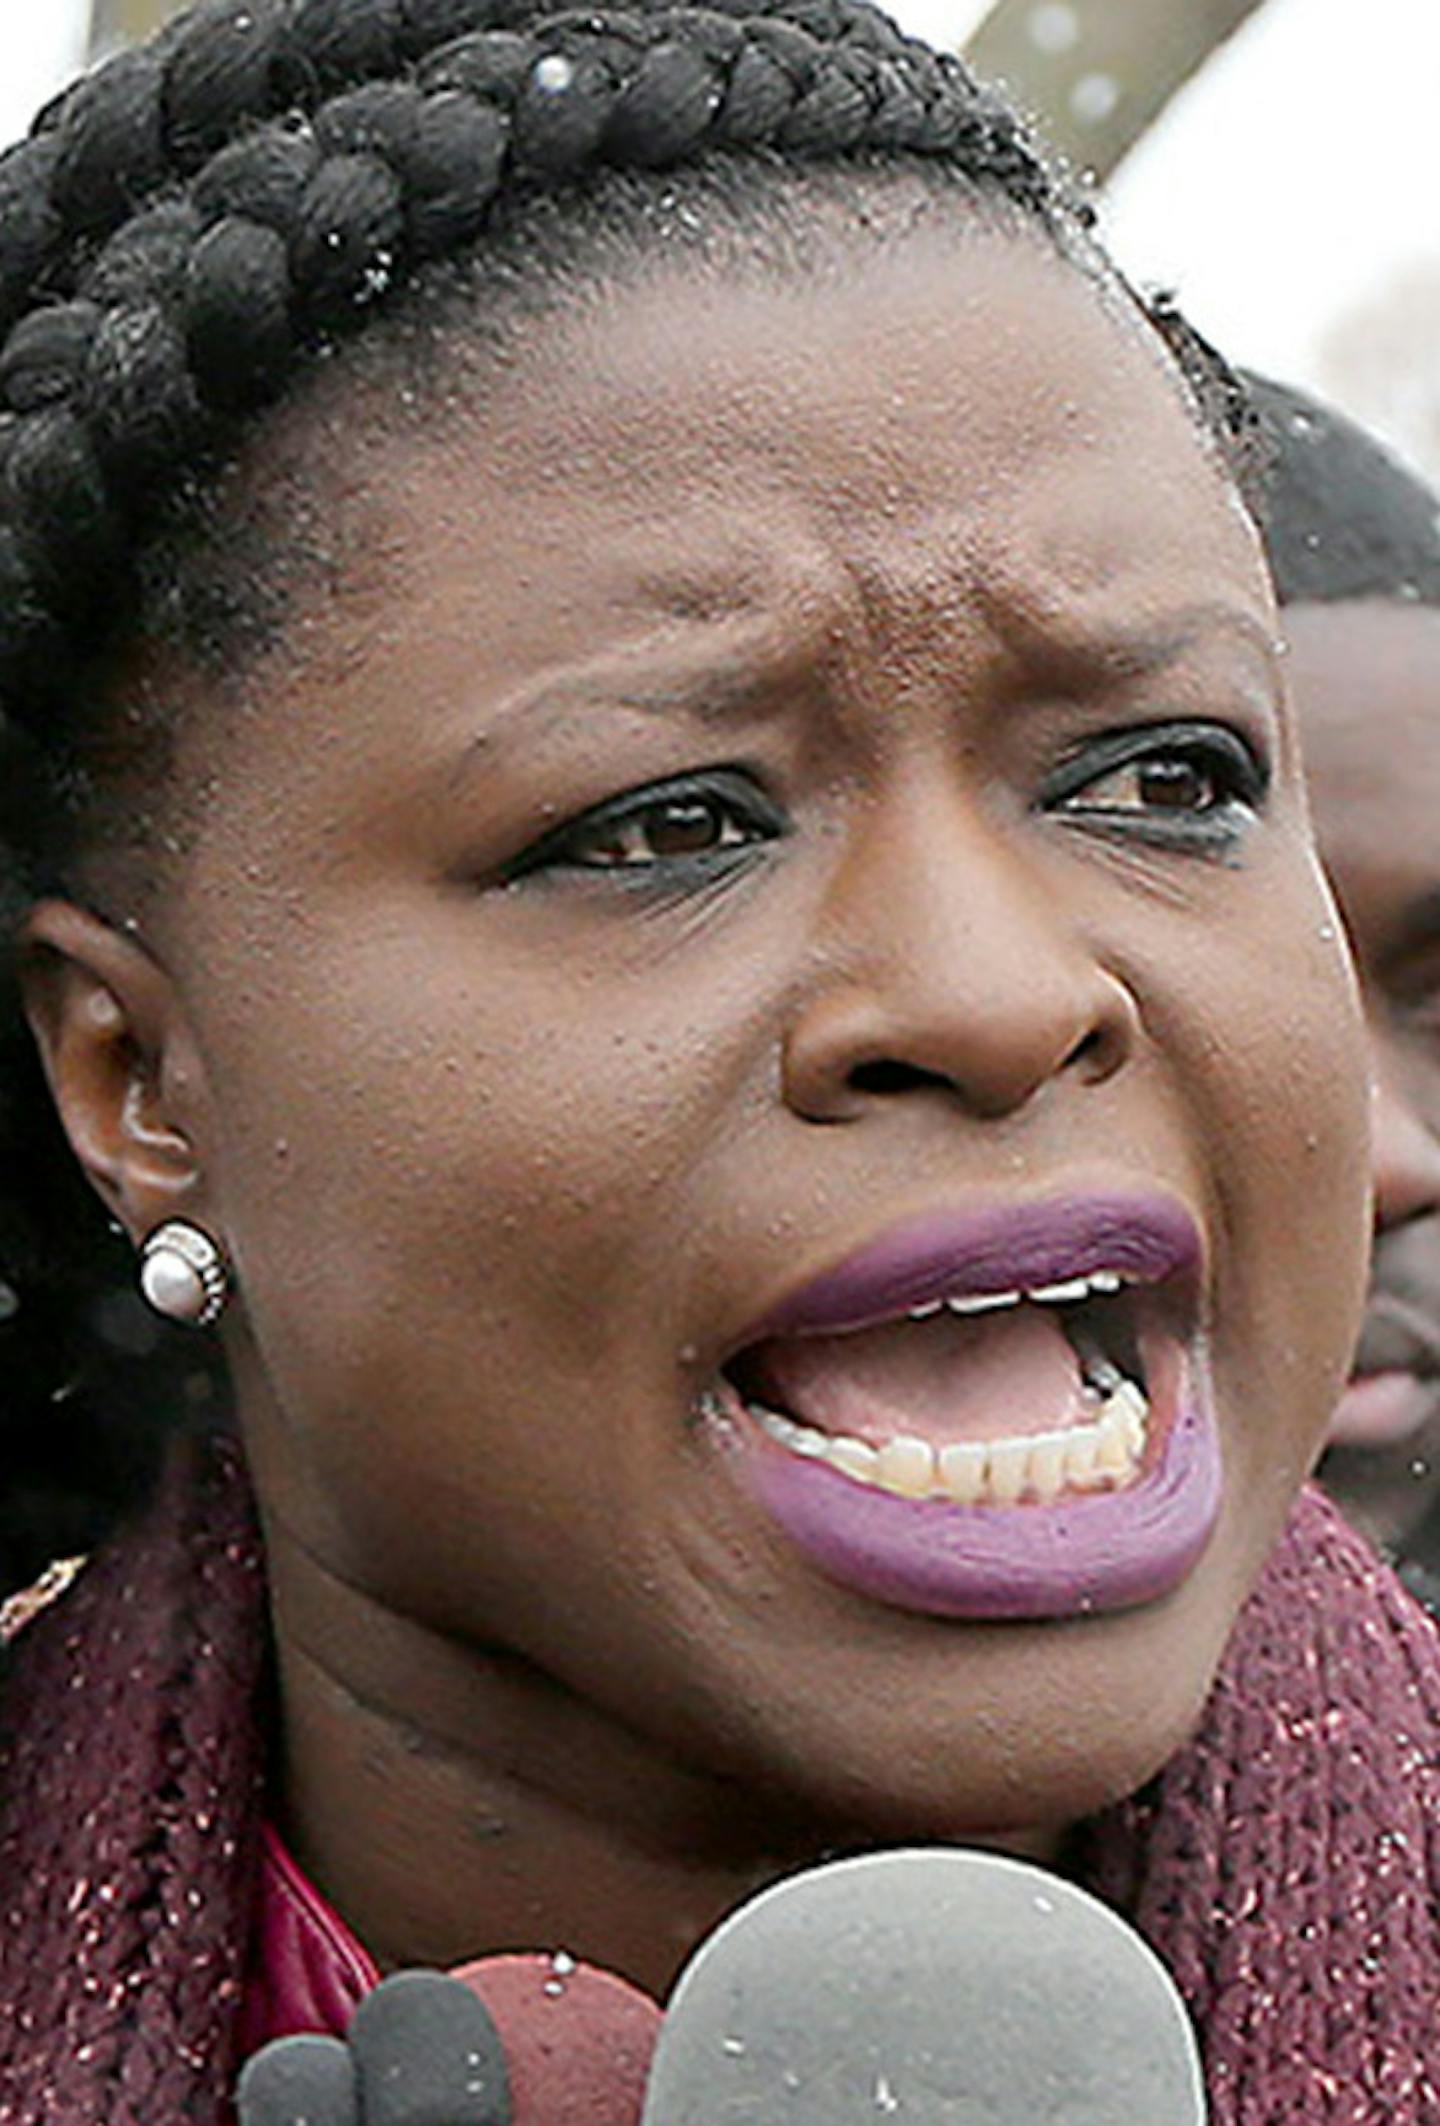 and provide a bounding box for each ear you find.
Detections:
[19,898,217,1247]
